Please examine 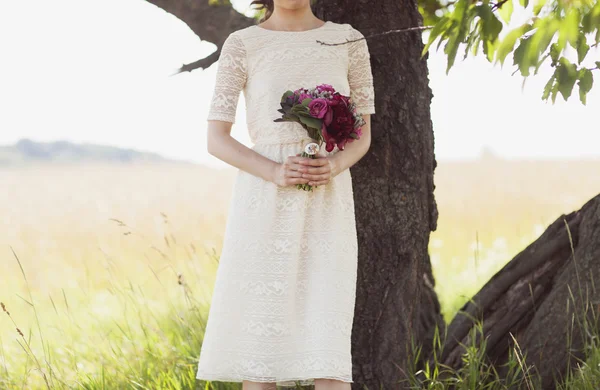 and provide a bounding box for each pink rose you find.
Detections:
[308,98,329,119]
